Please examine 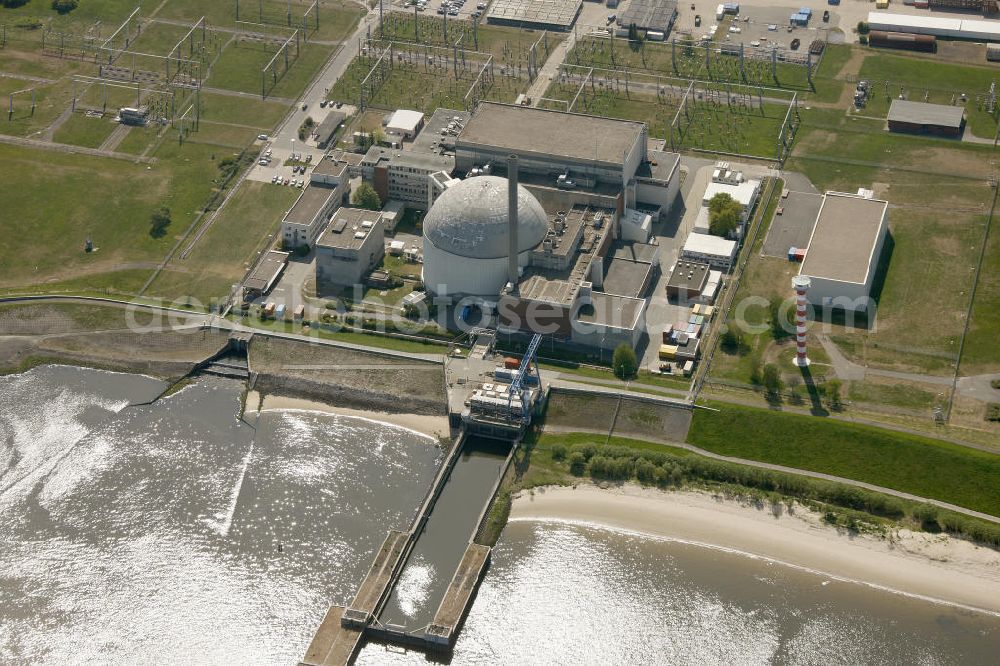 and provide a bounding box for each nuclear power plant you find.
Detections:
[419,103,682,353]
